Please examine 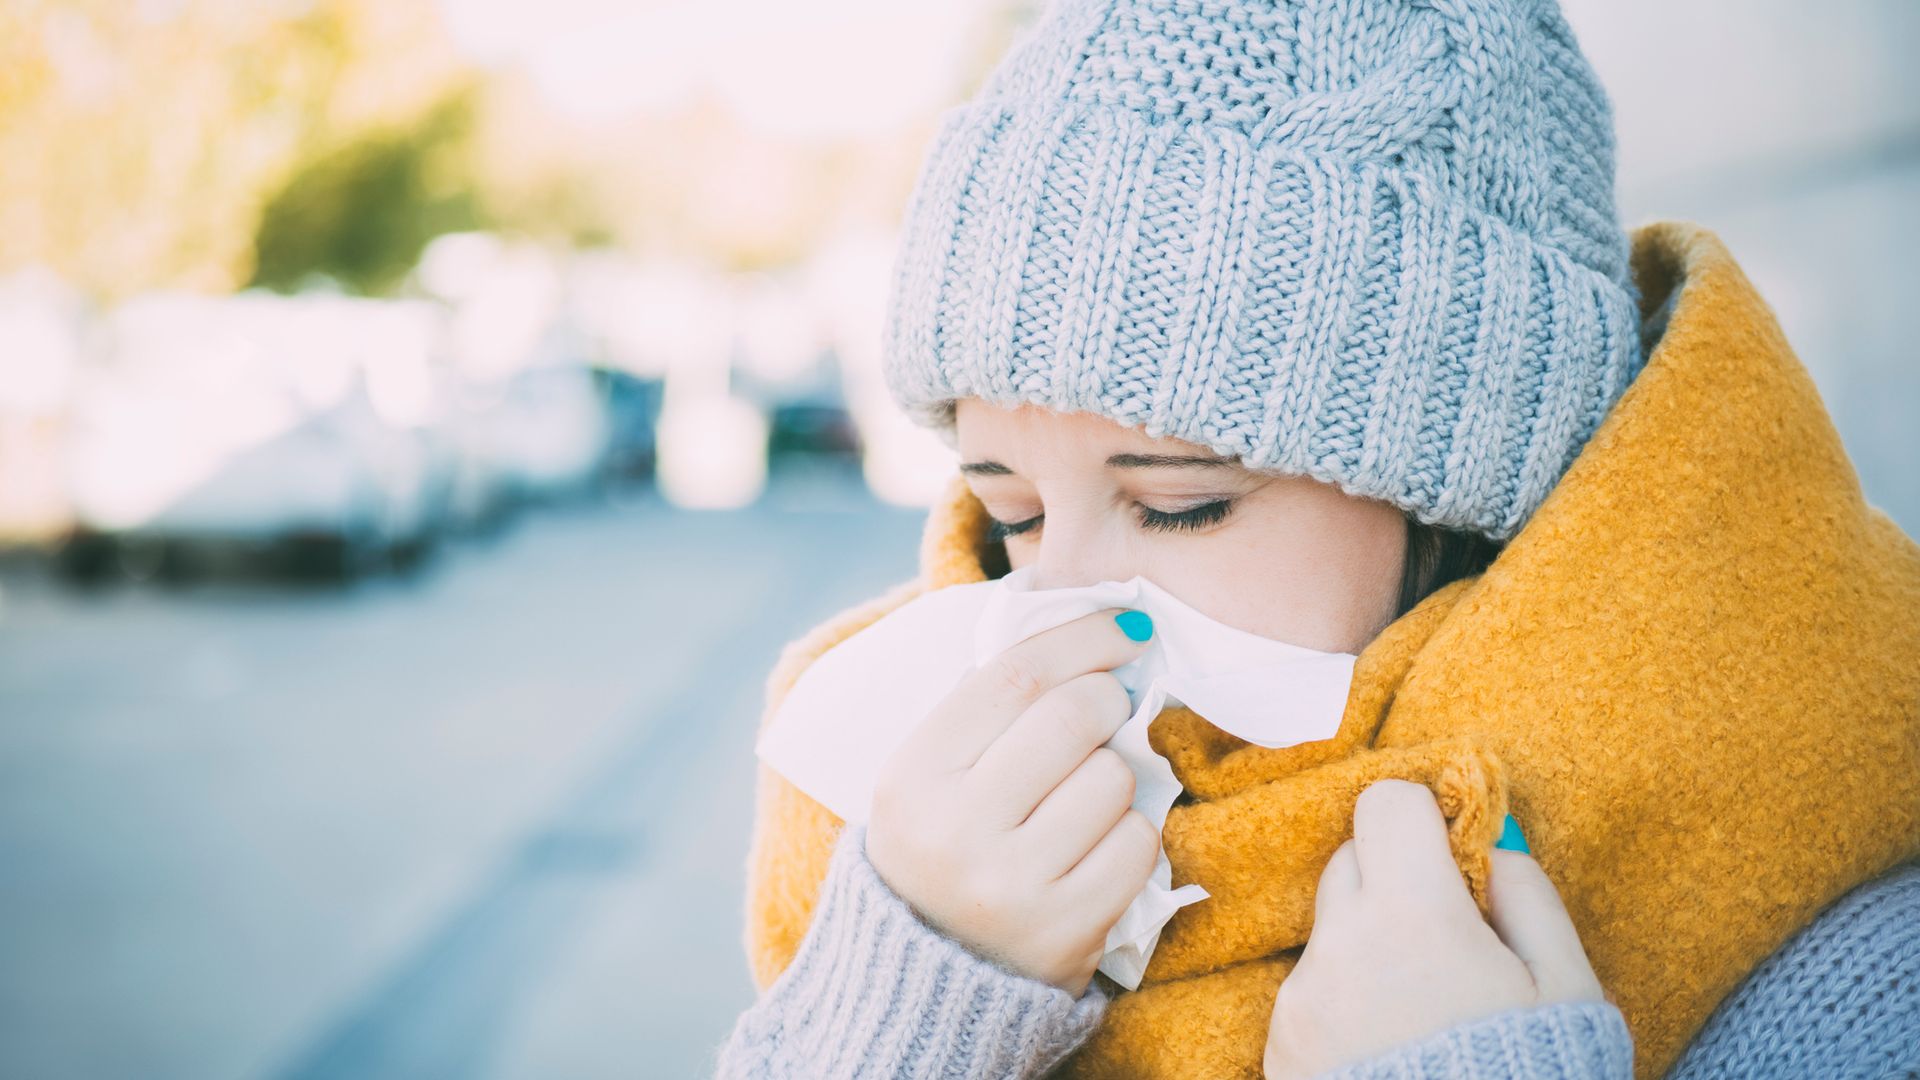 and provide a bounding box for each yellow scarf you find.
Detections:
[742,220,1920,1079]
